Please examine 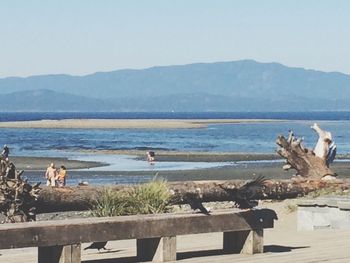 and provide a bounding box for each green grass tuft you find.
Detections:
[91,178,172,217]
